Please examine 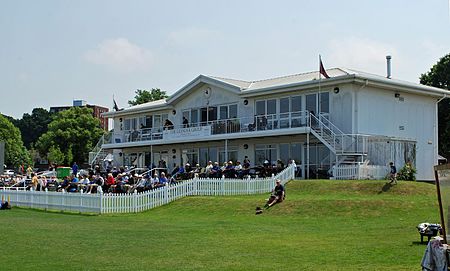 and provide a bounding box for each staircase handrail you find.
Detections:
[309,113,369,156]
[91,134,105,153]
[318,113,345,136]
[308,112,341,152]
[89,133,108,166]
